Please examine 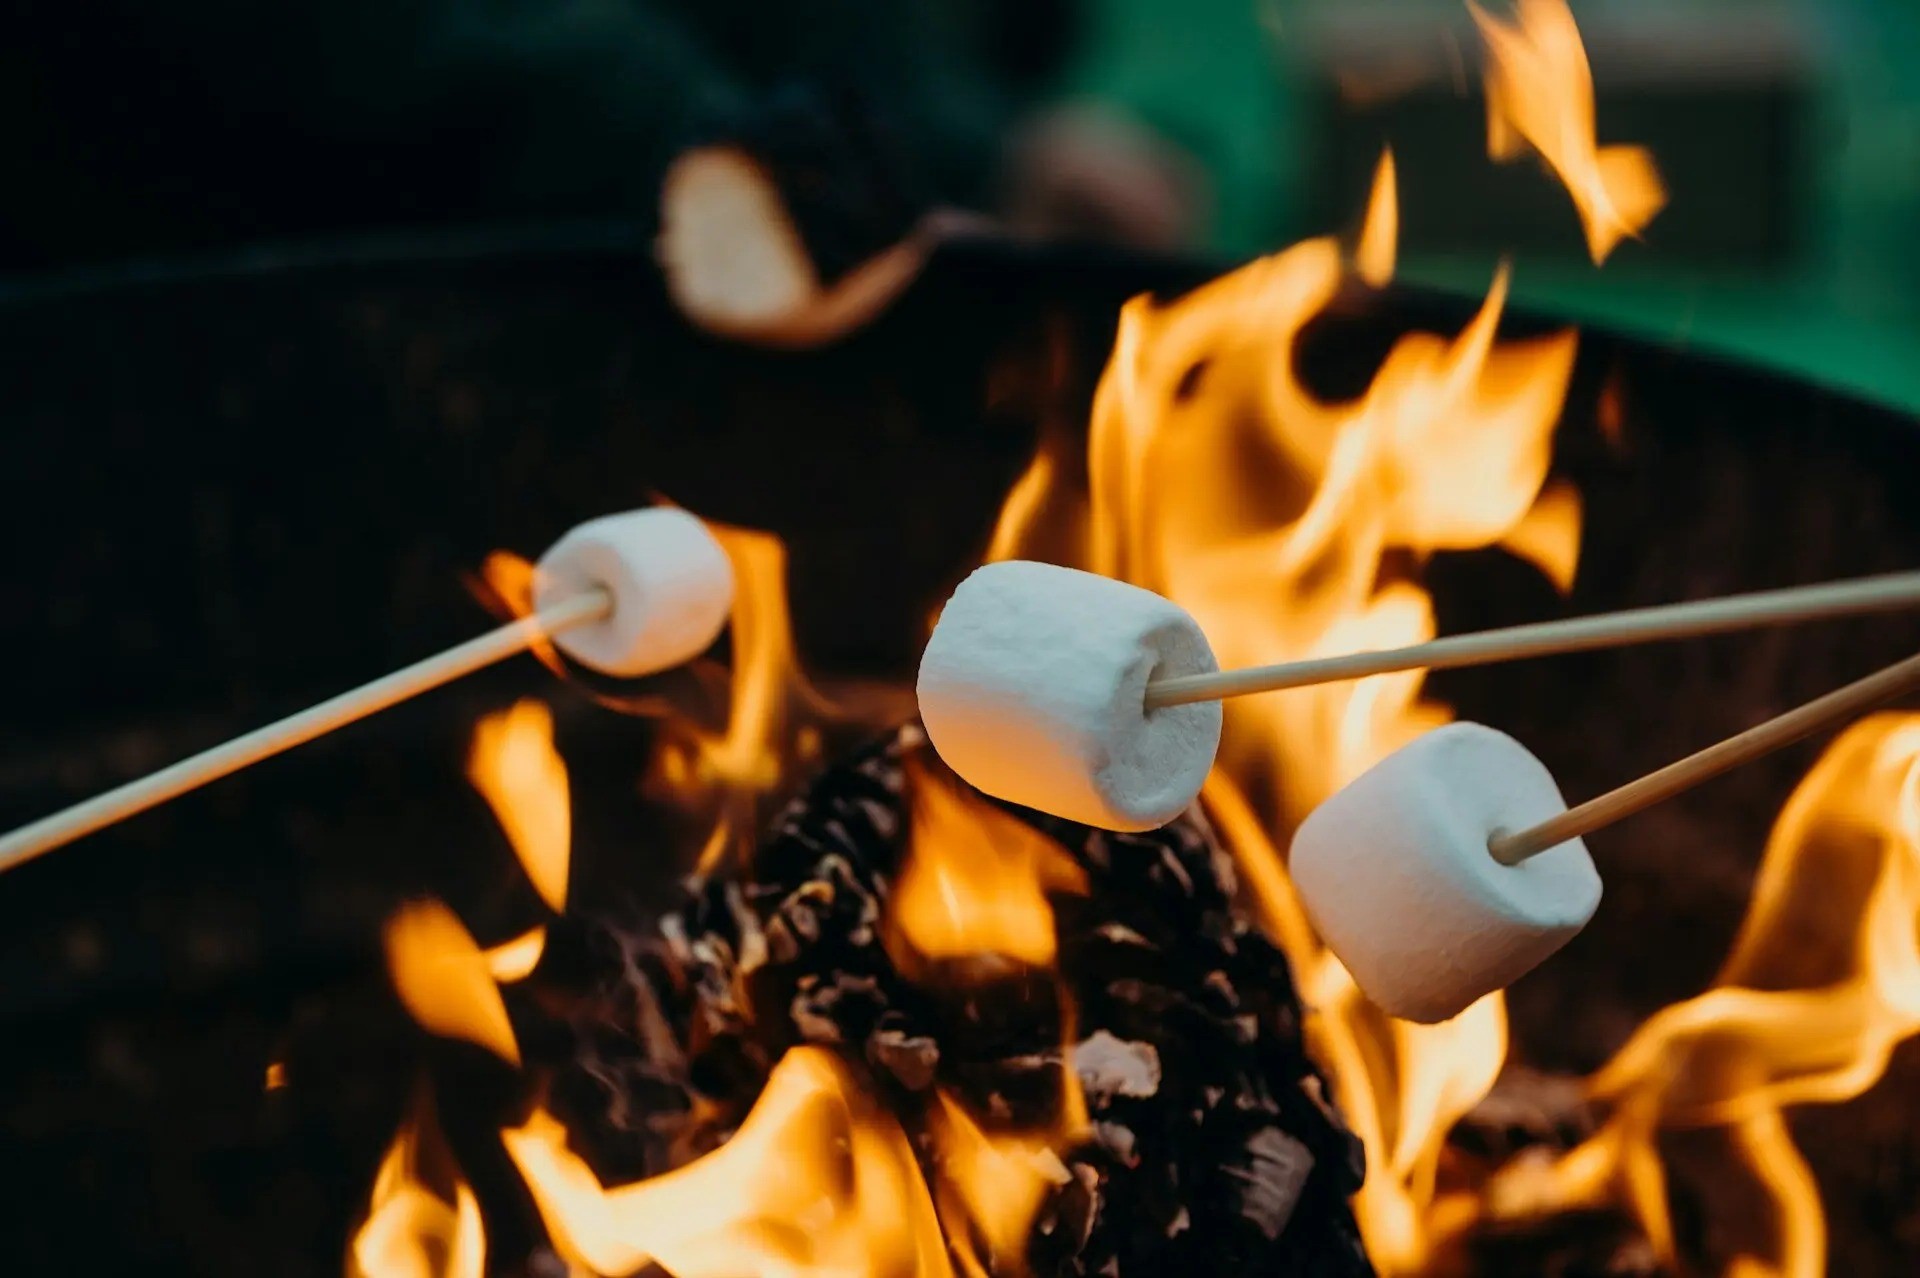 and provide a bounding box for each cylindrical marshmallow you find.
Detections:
[534,508,734,678]
[660,148,819,334]
[1289,721,1601,1023]
[659,145,934,349]
[917,560,1224,832]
